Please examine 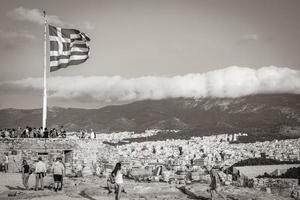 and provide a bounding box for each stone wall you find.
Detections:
[0,138,109,175]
